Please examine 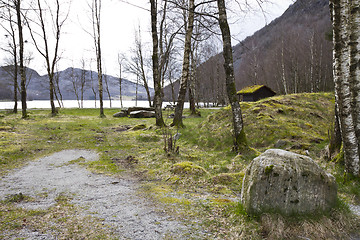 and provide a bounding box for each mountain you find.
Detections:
[164,0,333,104]
[0,66,153,101]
